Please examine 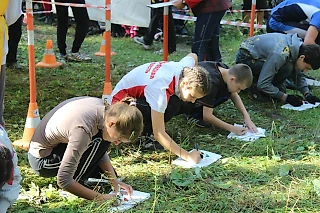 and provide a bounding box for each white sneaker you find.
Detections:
[133,36,151,50]
[68,52,92,62]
